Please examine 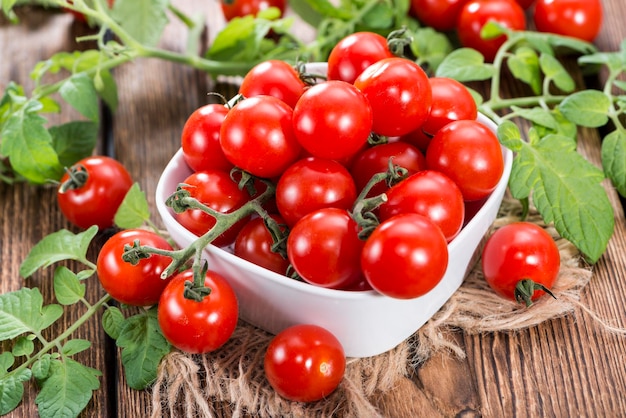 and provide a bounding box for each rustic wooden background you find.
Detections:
[1,0,625,416]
